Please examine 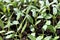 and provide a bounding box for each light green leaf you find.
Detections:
[39,1,44,8]
[17,22,23,32]
[12,21,19,25]
[5,34,15,39]
[45,14,52,19]
[17,16,26,32]
[31,9,36,17]
[30,25,35,32]
[21,21,27,33]
[26,15,33,24]
[31,33,35,37]
[28,34,36,40]
[53,0,58,3]
[3,0,10,3]
[26,6,31,14]
[46,0,50,7]
[36,36,43,40]
[0,19,4,29]
[3,5,6,13]
[42,25,47,31]
[16,11,24,20]
[41,9,46,13]
[45,20,51,25]
[14,8,24,20]
[5,31,14,35]
[4,20,11,28]
[43,36,52,40]
[53,36,59,40]
[35,20,41,25]
[0,30,5,34]
[0,36,3,40]
[55,21,60,29]
[37,15,43,19]
[52,5,57,15]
